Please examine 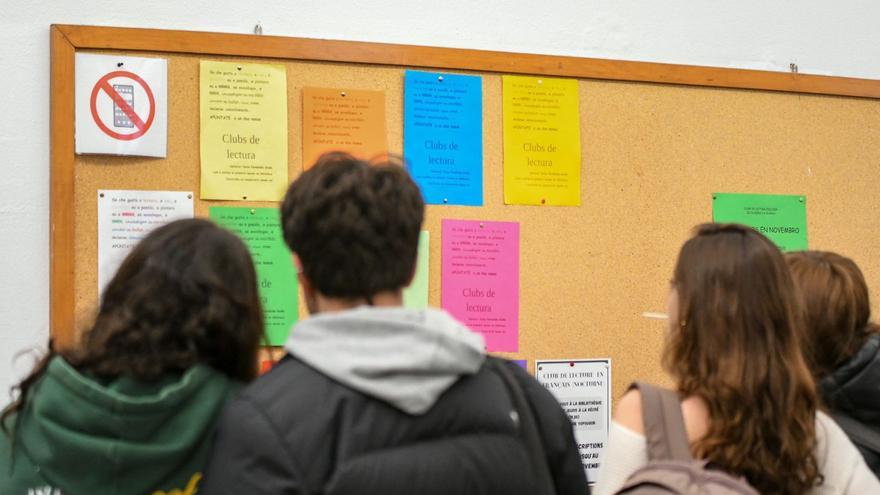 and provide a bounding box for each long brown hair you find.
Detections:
[785,250,880,377]
[663,223,821,494]
[2,219,264,429]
